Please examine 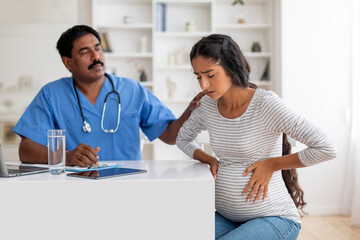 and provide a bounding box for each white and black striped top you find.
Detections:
[176,88,337,224]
